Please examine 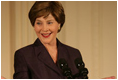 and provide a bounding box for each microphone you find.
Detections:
[74,58,85,69]
[74,58,89,79]
[57,58,73,79]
